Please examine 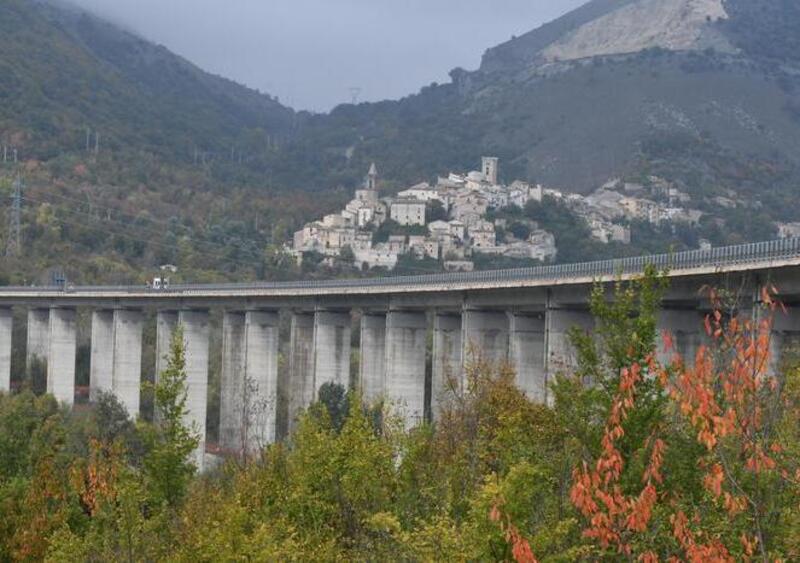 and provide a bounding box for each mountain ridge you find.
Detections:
[3,0,800,284]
